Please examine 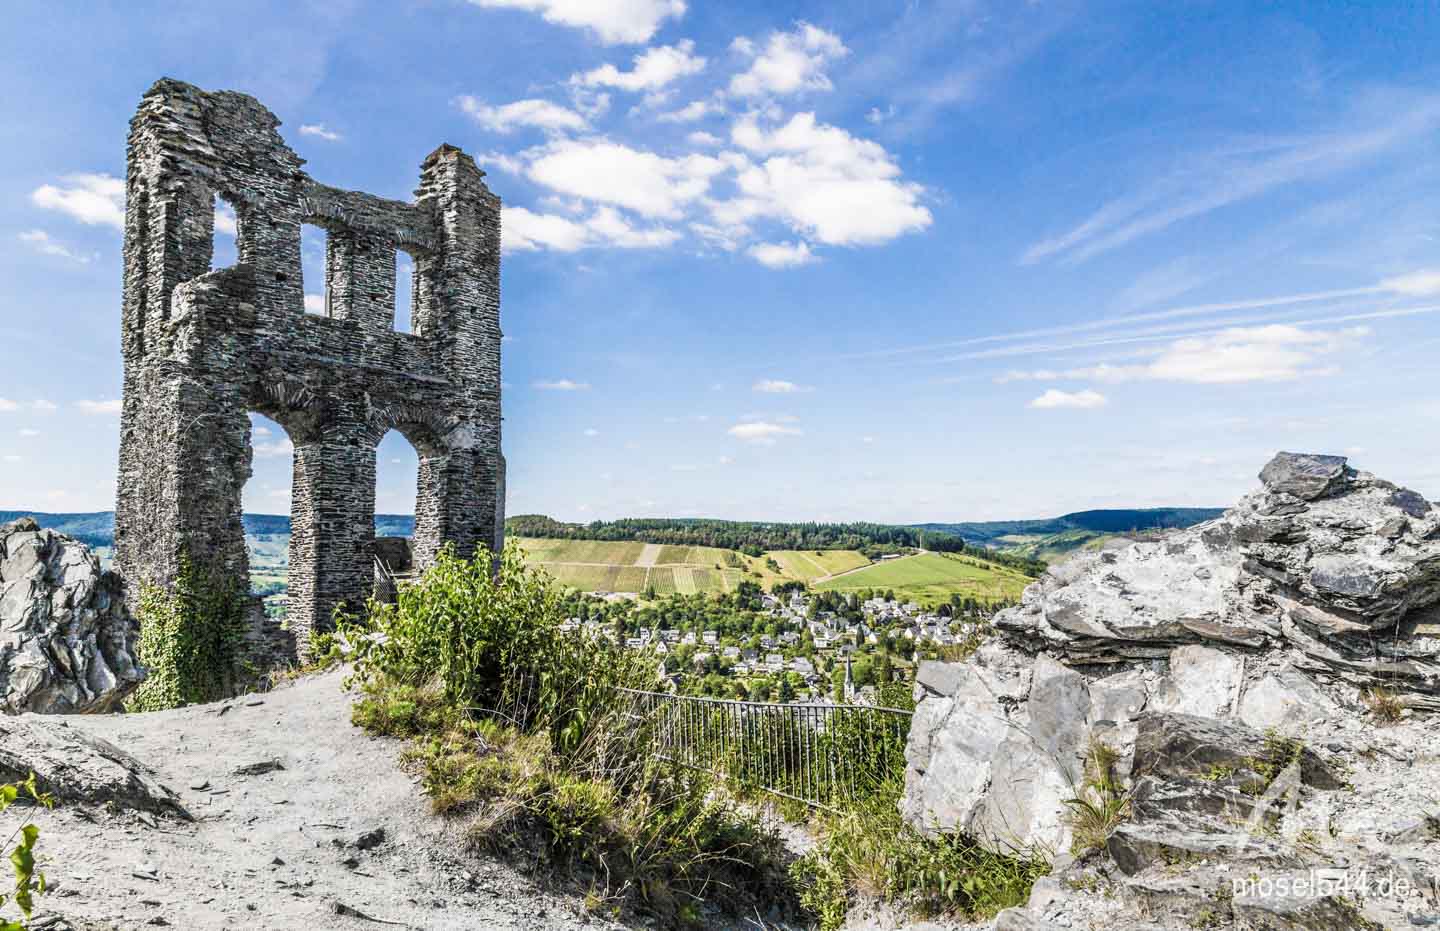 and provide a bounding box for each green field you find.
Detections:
[813,552,1032,607]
